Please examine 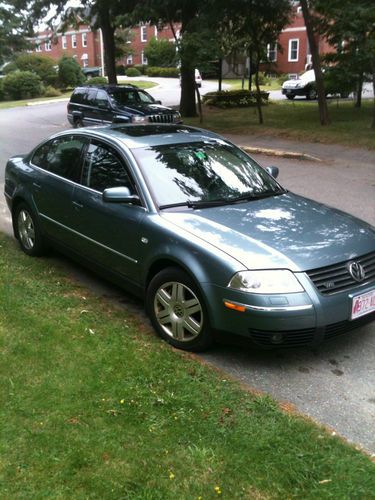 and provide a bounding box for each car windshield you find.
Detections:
[132,140,283,208]
[108,89,155,106]
[299,70,315,82]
